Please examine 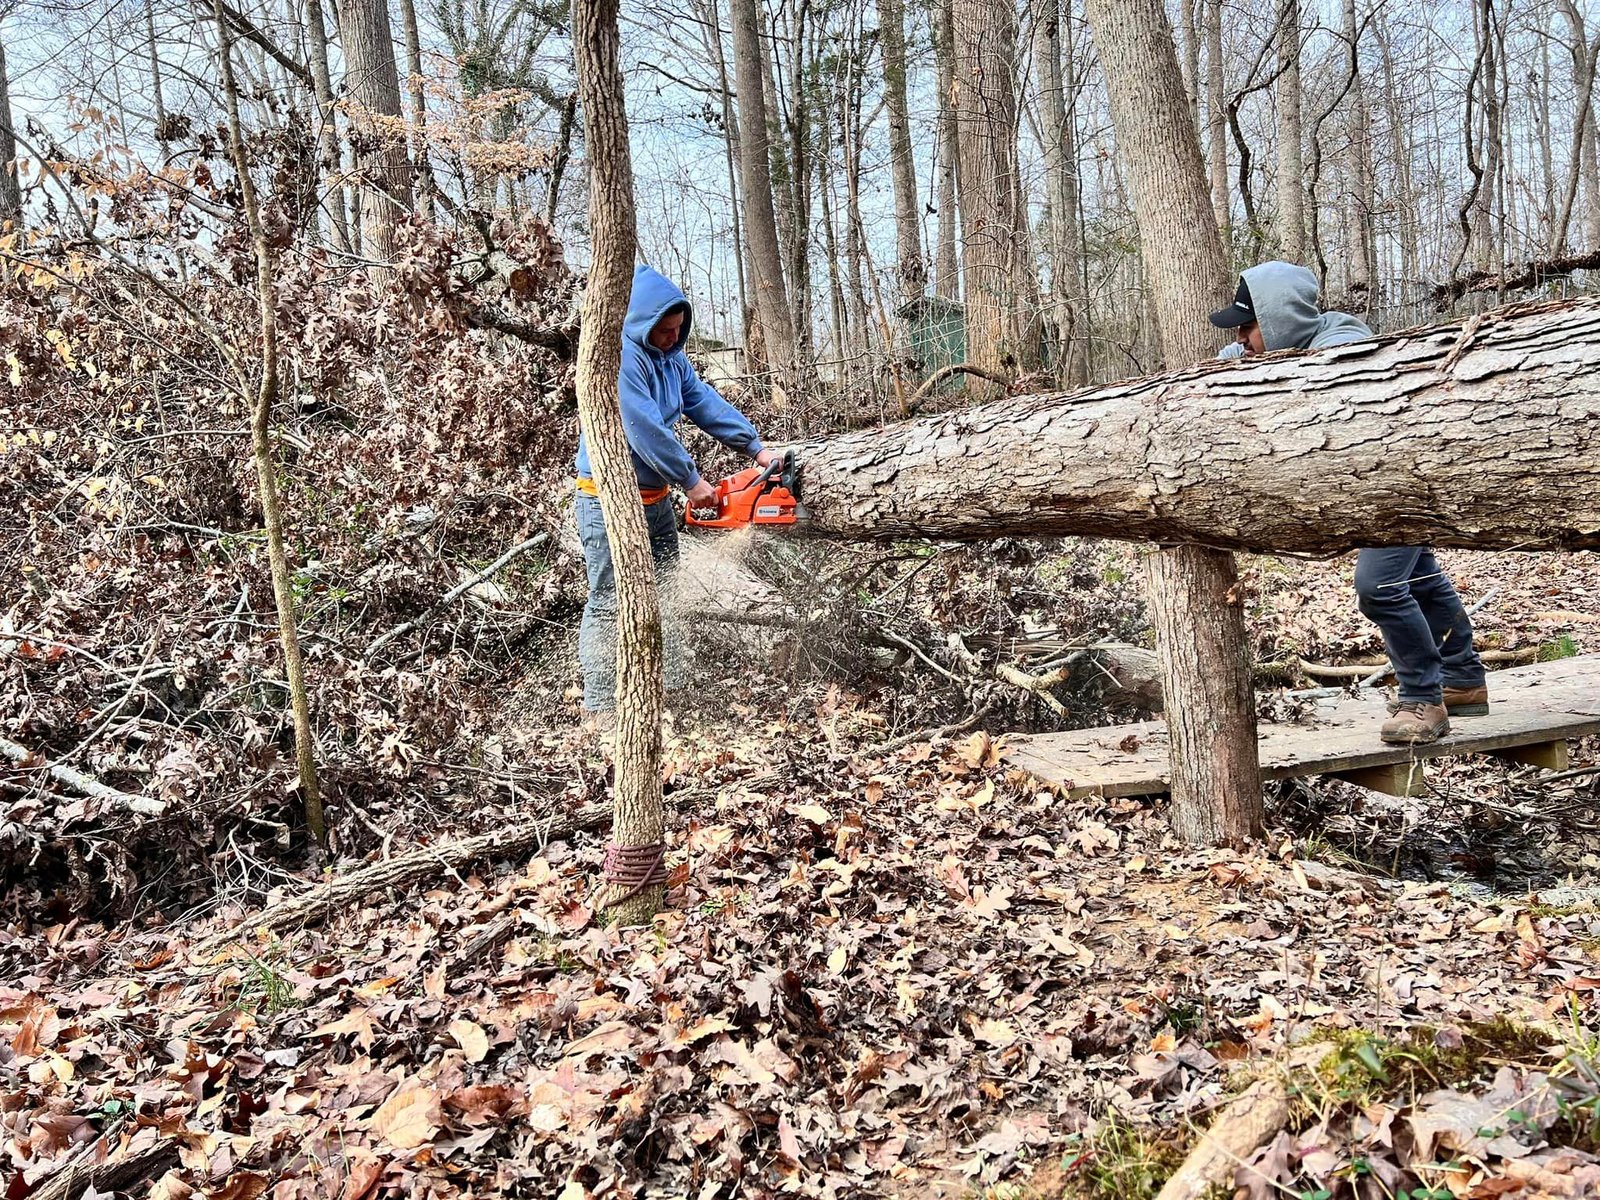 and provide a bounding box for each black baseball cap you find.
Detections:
[1209,277,1255,328]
